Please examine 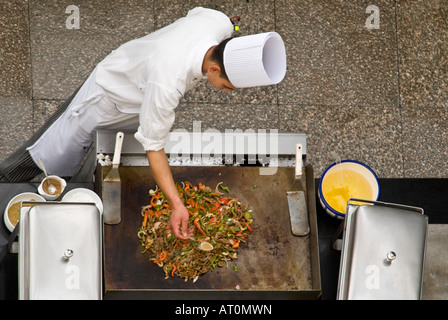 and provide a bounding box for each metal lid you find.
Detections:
[19,202,102,300]
[337,199,428,300]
